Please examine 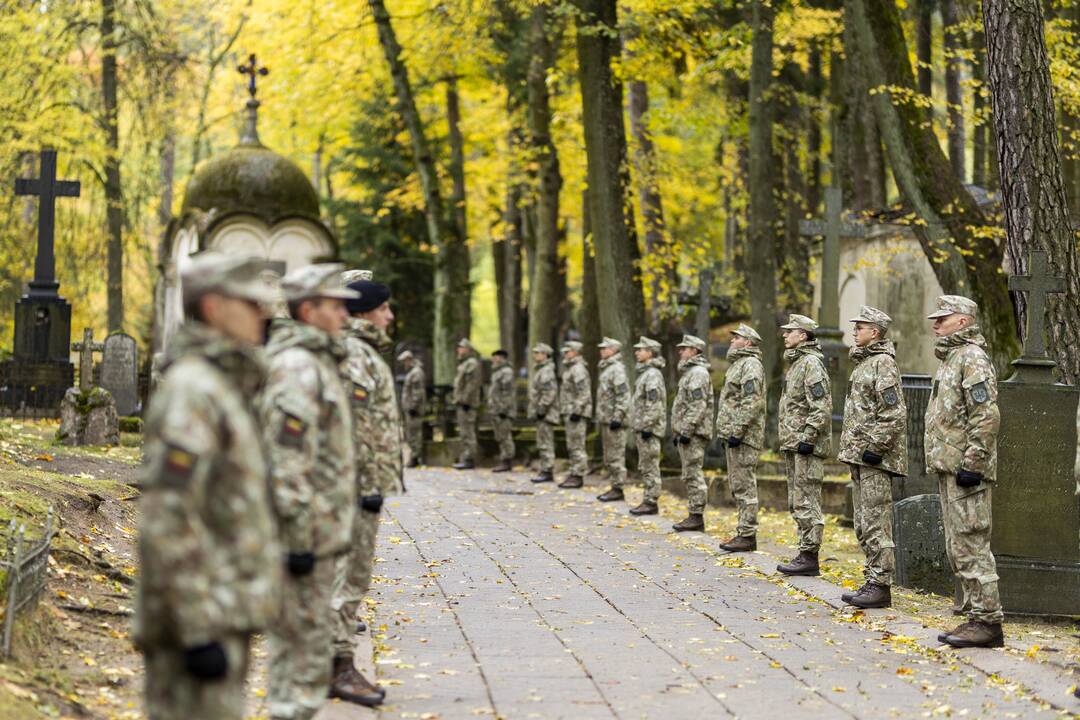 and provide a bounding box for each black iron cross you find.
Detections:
[1008,249,1065,360]
[15,149,80,298]
[238,54,269,99]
